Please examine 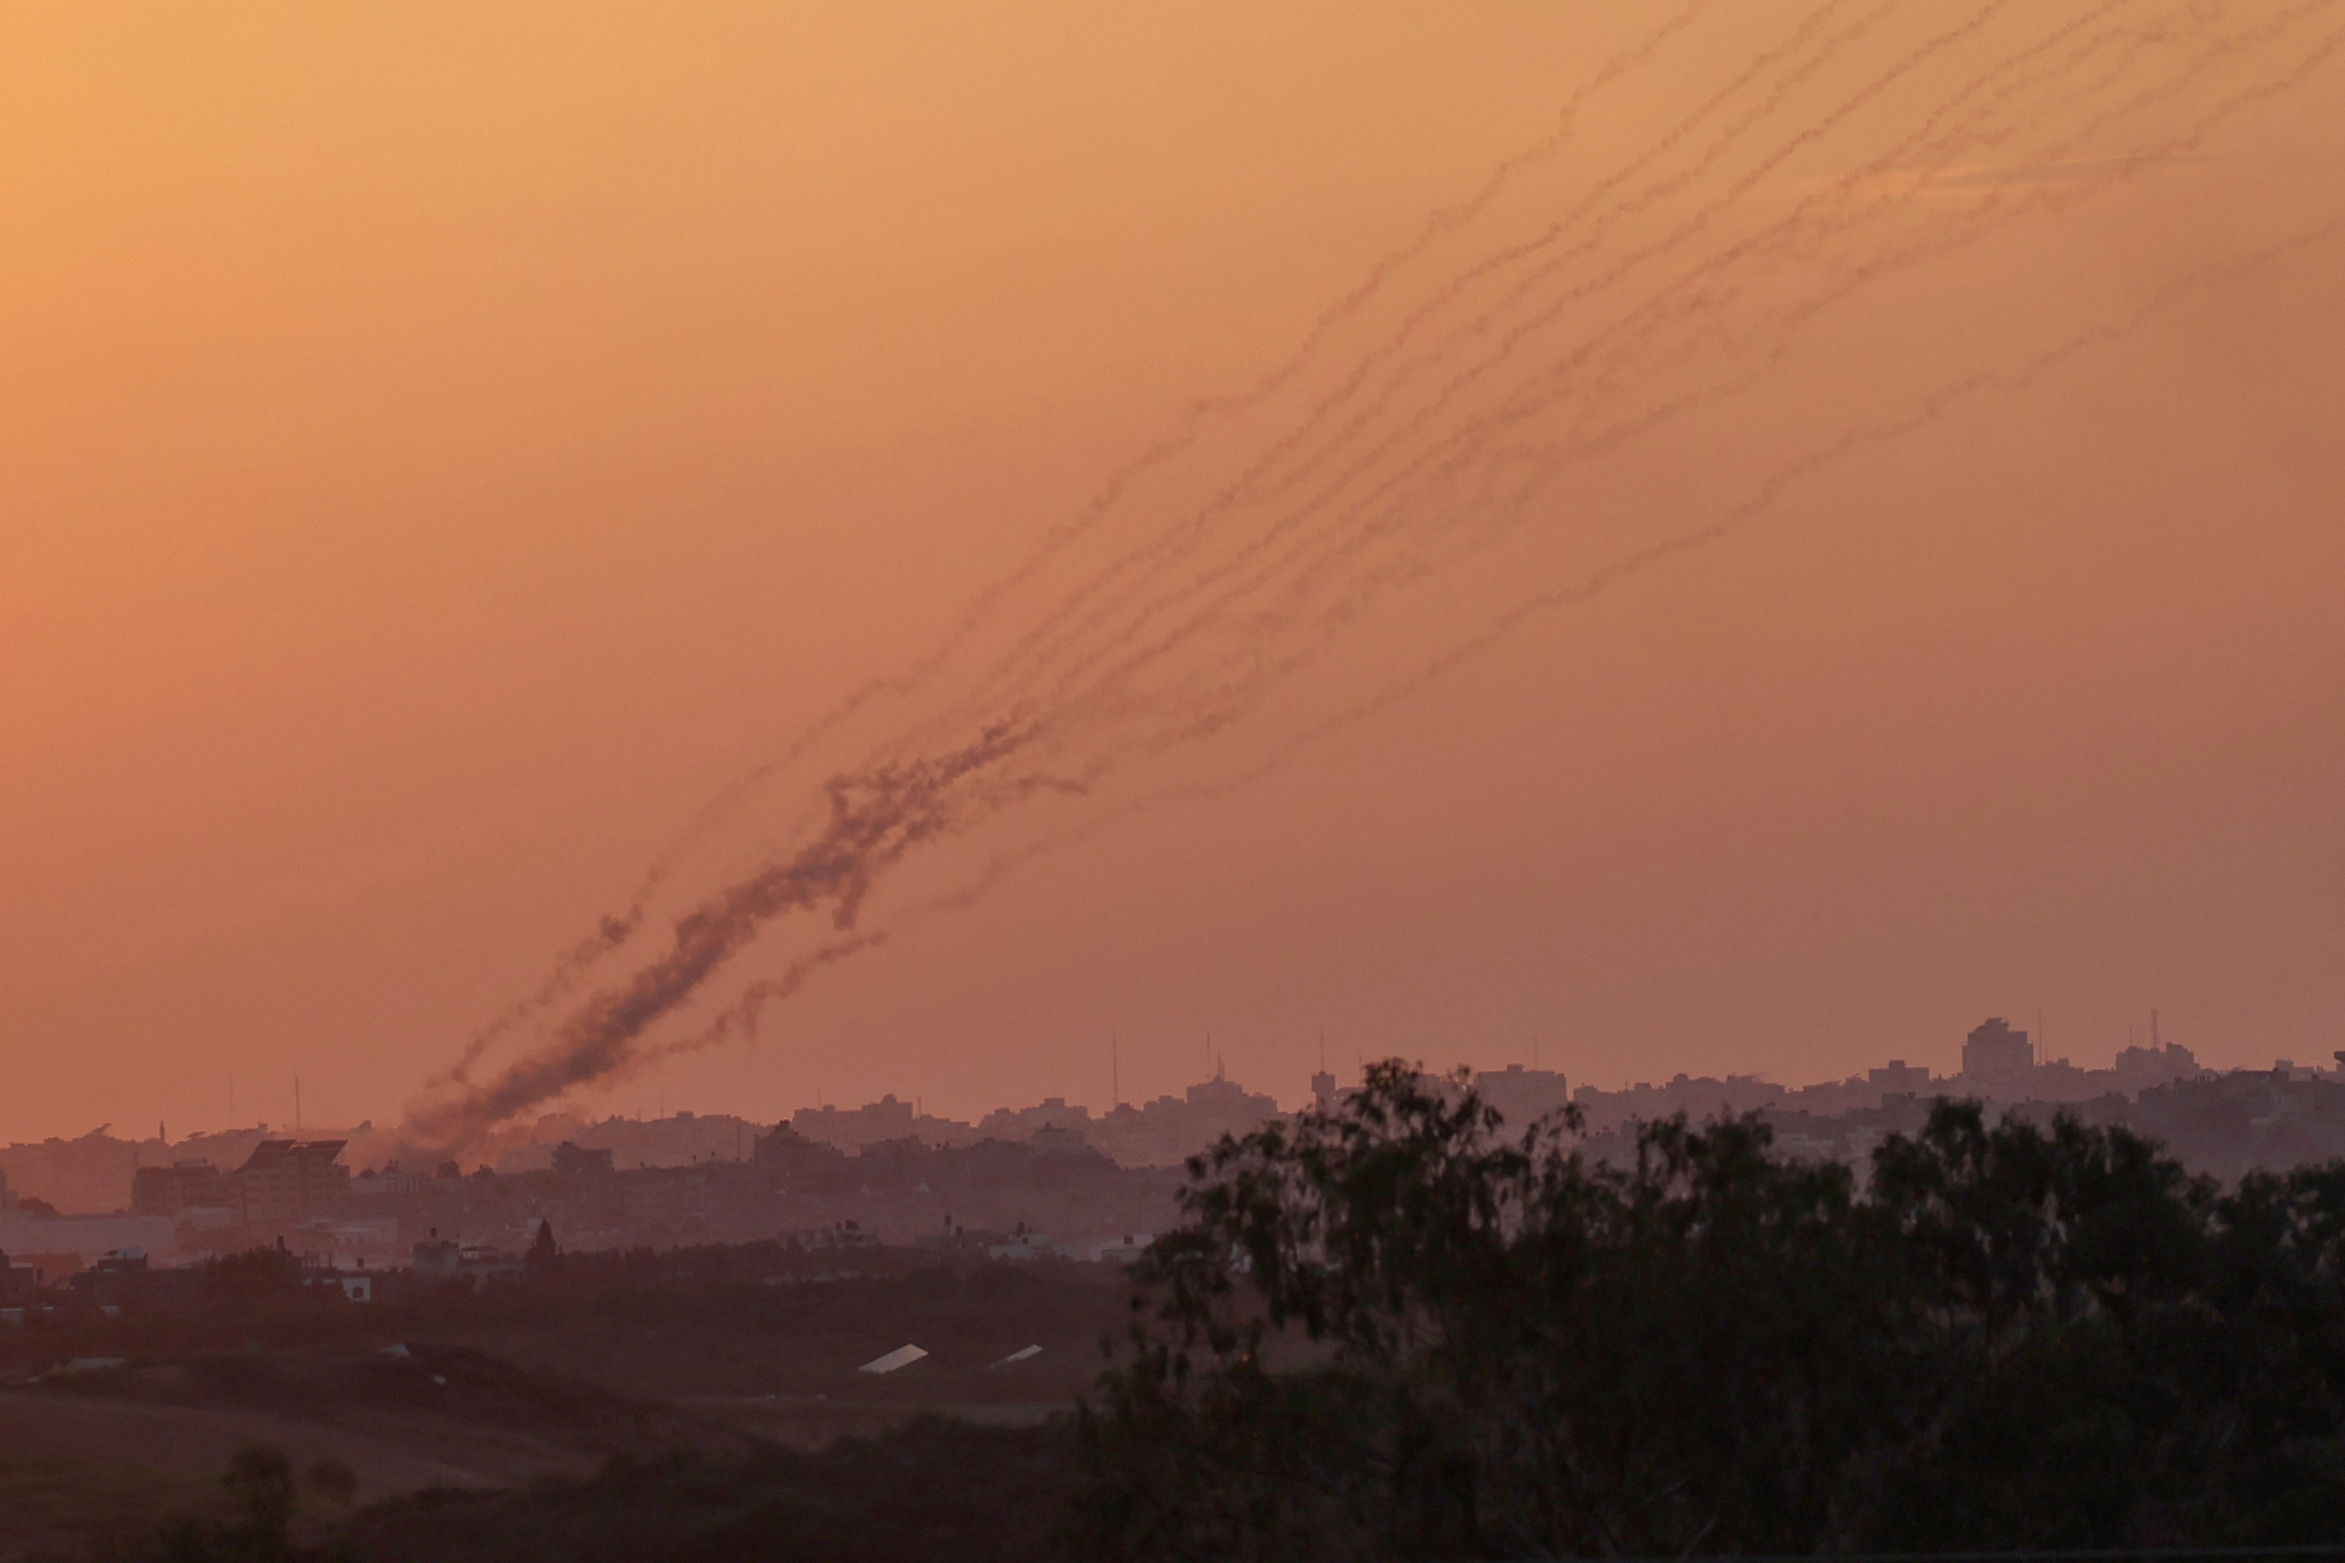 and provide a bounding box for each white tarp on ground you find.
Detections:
[857,1344,928,1375]
[994,1345,1042,1366]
